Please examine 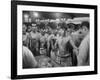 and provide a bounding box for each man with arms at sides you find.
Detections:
[28,26,40,56]
[22,24,29,47]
